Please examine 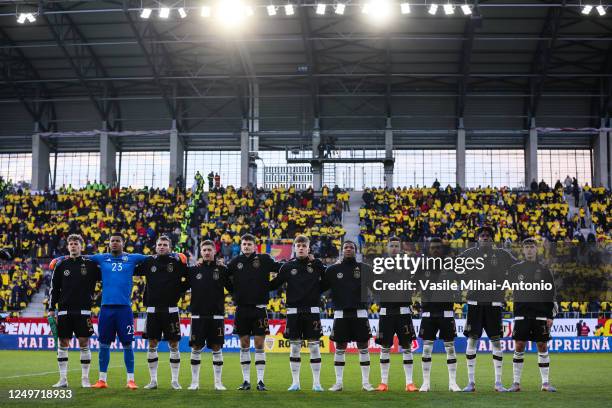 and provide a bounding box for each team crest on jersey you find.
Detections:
[151,266,157,273]
[307,265,314,273]
[518,274,524,281]
[337,272,343,279]
[63,270,70,276]
[290,268,298,276]
[167,263,174,273]
[196,273,203,280]
[80,264,87,275]
[353,267,360,279]
[237,262,244,270]
[213,270,220,280]
[252,257,260,268]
